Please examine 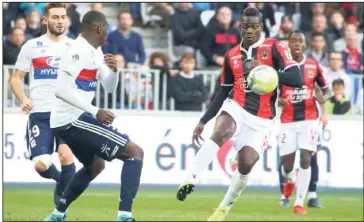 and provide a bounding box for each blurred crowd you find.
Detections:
[3,2,364,115]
